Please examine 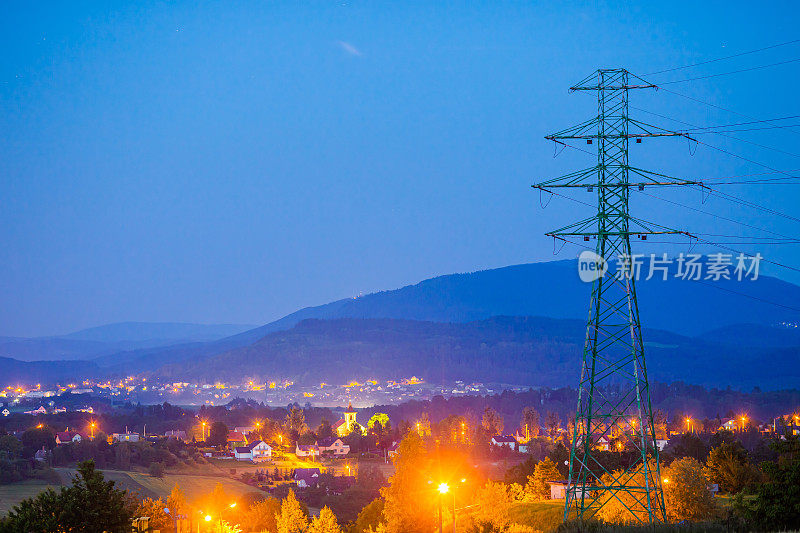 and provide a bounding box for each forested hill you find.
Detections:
[151,316,800,390]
